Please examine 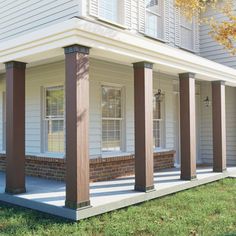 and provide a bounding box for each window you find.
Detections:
[153,92,162,148]
[2,92,6,151]
[43,86,64,153]
[180,15,194,51]
[145,0,164,39]
[98,0,124,24]
[102,86,122,152]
